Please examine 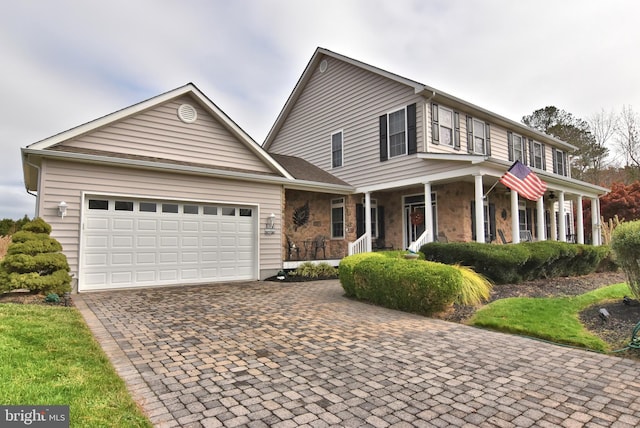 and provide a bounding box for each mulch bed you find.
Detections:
[0,290,73,307]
